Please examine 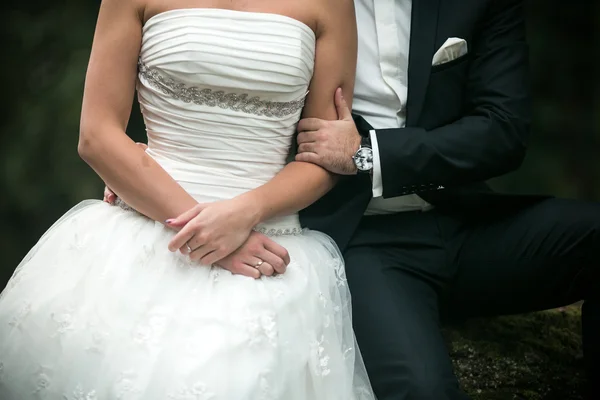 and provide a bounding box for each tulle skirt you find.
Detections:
[0,200,374,399]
